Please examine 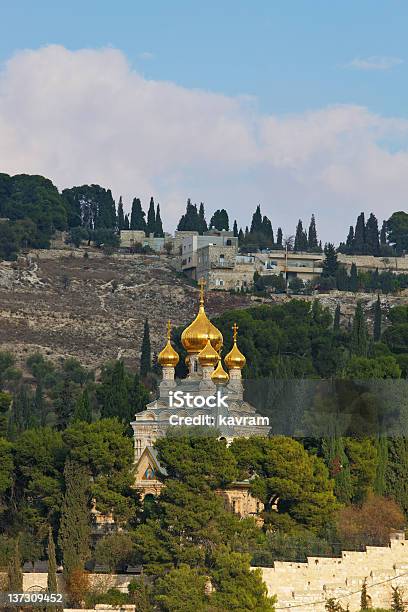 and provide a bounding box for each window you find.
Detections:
[226,239,231,246]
